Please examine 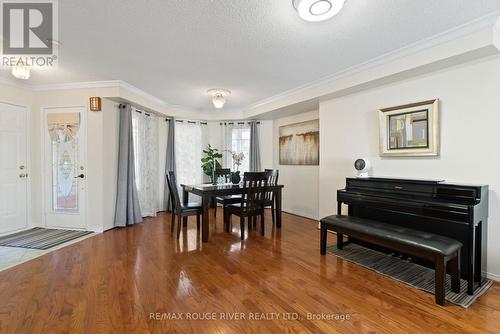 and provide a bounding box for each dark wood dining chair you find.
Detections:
[223,172,268,240]
[214,168,240,218]
[166,171,202,239]
[264,169,279,225]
